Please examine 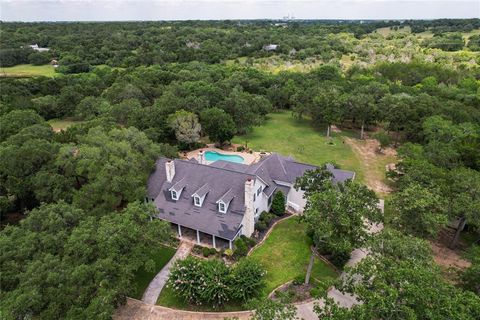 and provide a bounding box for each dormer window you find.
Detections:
[171,190,178,200]
[194,196,201,207]
[218,202,226,213]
